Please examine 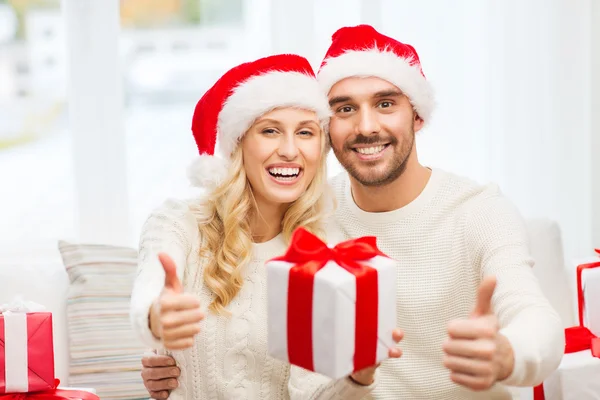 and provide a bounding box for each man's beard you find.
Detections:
[333,123,415,187]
